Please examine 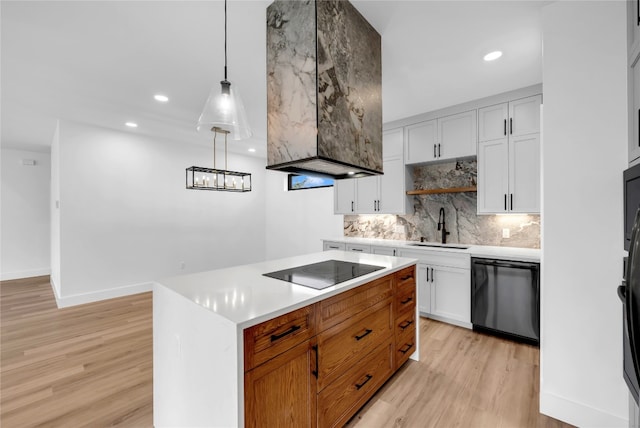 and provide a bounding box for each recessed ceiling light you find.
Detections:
[248,148,256,153]
[154,94,169,103]
[483,51,503,62]
[125,122,138,128]
[347,171,356,175]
